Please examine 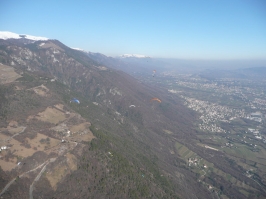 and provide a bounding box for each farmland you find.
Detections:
[141,71,266,198]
